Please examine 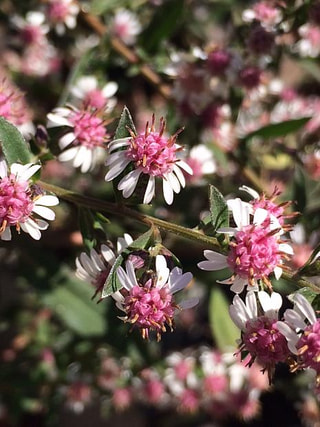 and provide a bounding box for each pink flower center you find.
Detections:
[227,225,281,281]
[297,320,320,373]
[69,111,107,148]
[124,282,175,339]
[0,174,34,229]
[126,131,177,177]
[84,89,107,110]
[49,1,69,22]
[243,316,289,365]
